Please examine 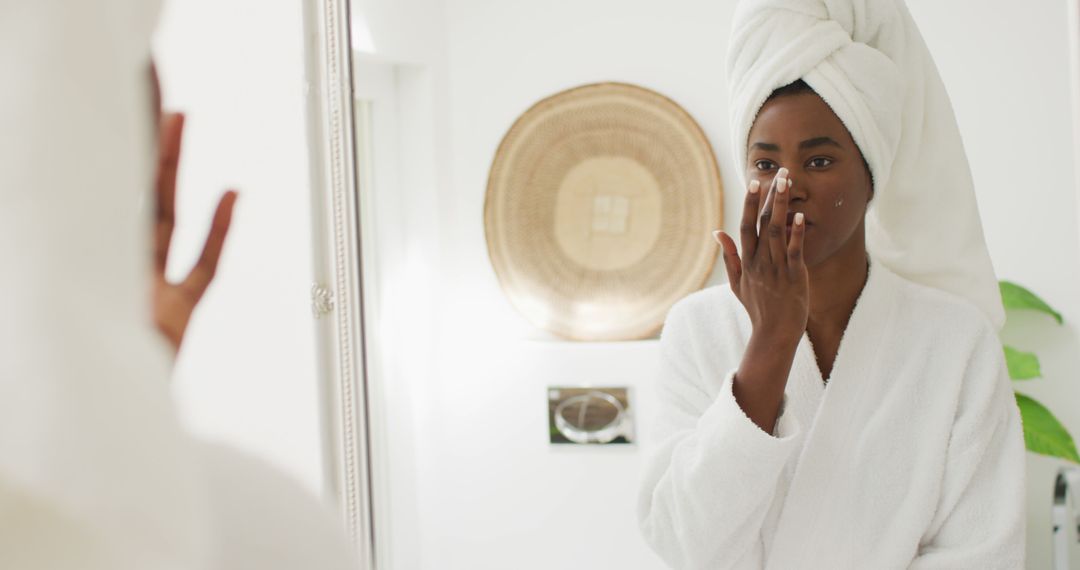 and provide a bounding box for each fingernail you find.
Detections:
[712,229,723,244]
[749,180,760,194]
[777,178,787,194]
[778,167,789,178]
[795,212,804,226]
